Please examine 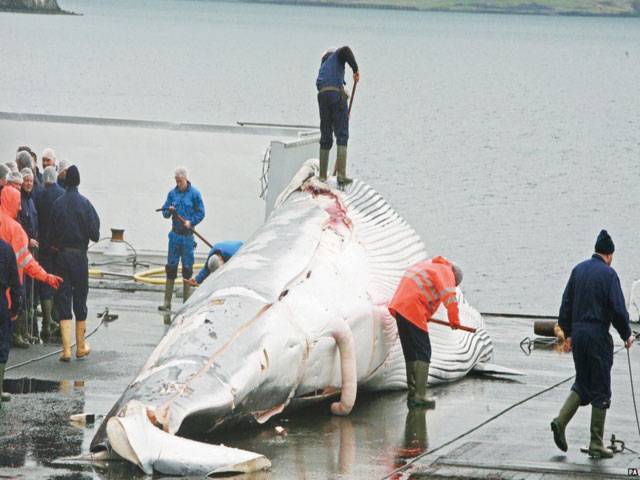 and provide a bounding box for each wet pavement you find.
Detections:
[1,282,639,479]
